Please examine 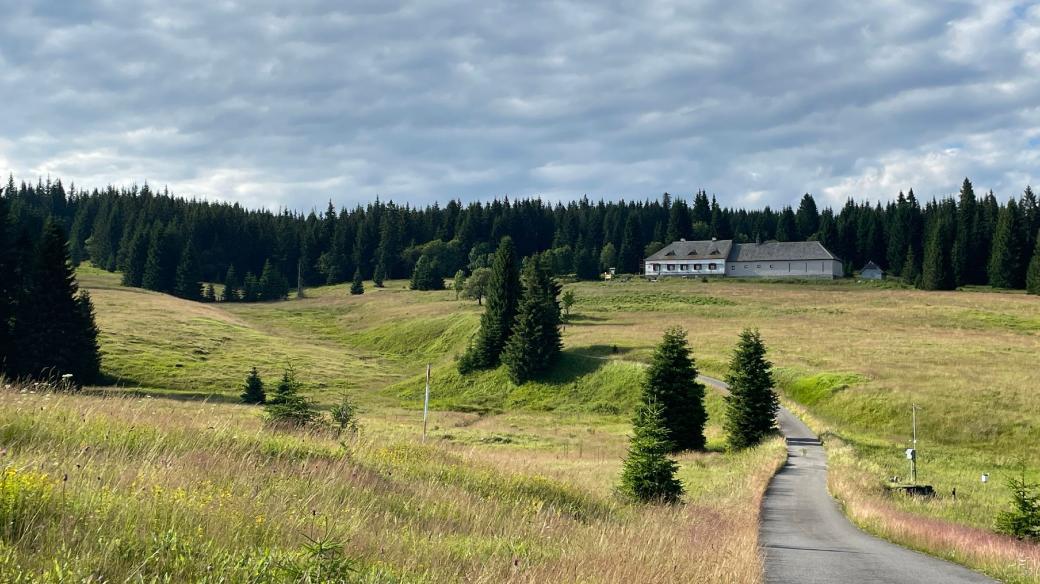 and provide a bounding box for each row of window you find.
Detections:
[649,263,719,272]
